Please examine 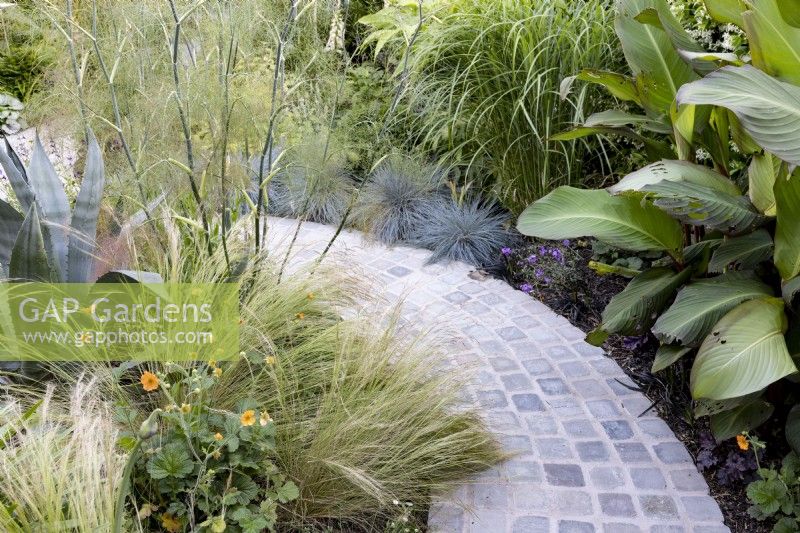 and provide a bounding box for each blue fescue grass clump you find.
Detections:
[353,155,446,244]
[409,198,516,267]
